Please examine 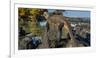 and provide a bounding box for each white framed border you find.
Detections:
[10,1,96,57]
